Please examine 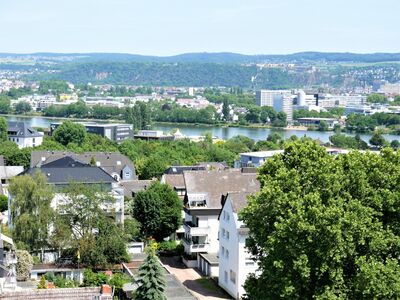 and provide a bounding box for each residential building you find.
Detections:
[256,90,291,107]
[273,95,293,124]
[50,122,134,142]
[22,156,125,224]
[7,121,44,149]
[182,169,259,272]
[0,156,24,197]
[218,192,258,299]
[236,150,284,168]
[11,94,57,112]
[30,151,137,182]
